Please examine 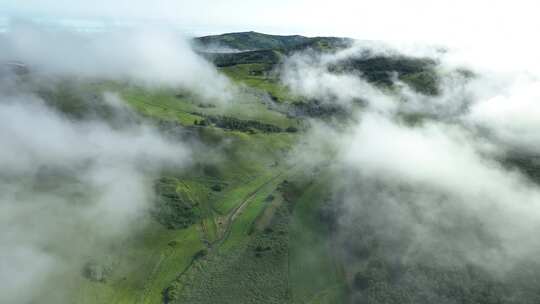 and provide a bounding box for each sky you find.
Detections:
[1,0,539,46]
